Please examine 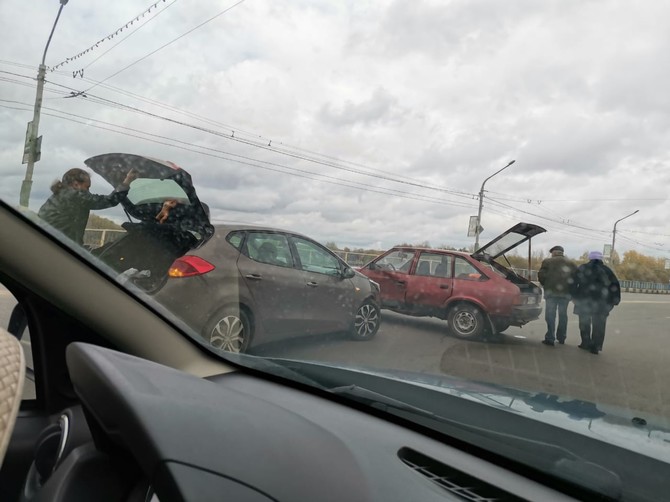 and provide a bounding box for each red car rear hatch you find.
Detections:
[472,222,546,261]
